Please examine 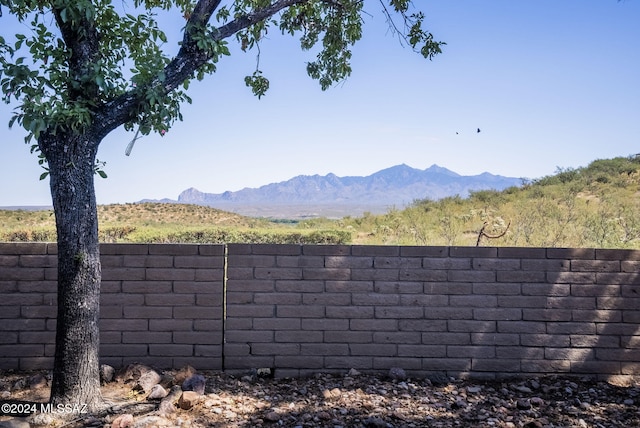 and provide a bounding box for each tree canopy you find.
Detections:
[1,0,443,149]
